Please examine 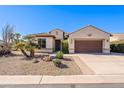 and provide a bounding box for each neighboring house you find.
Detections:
[110,34,124,42]
[33,25,111,53]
